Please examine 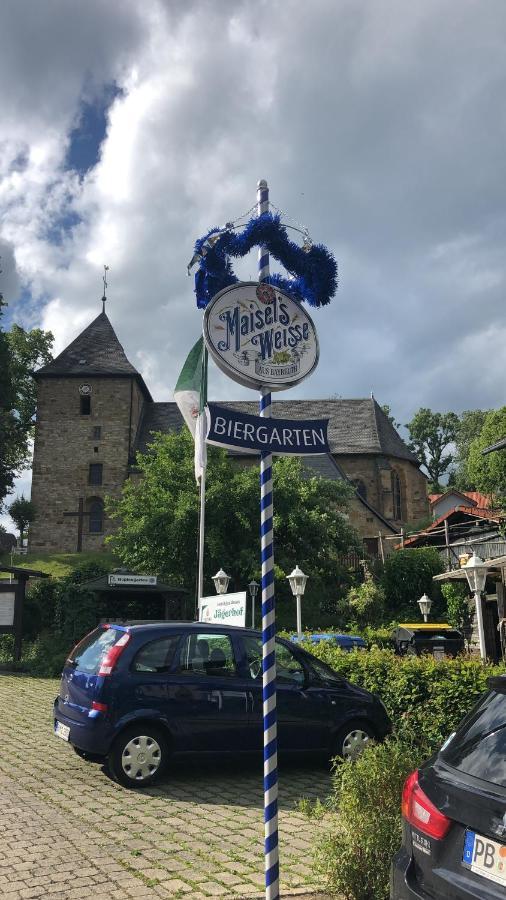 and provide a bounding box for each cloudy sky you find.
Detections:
[2,0,506,528]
